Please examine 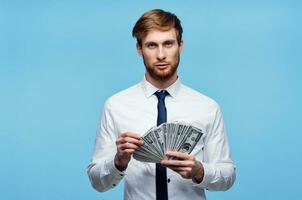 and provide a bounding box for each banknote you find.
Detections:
[133,122,203,163]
